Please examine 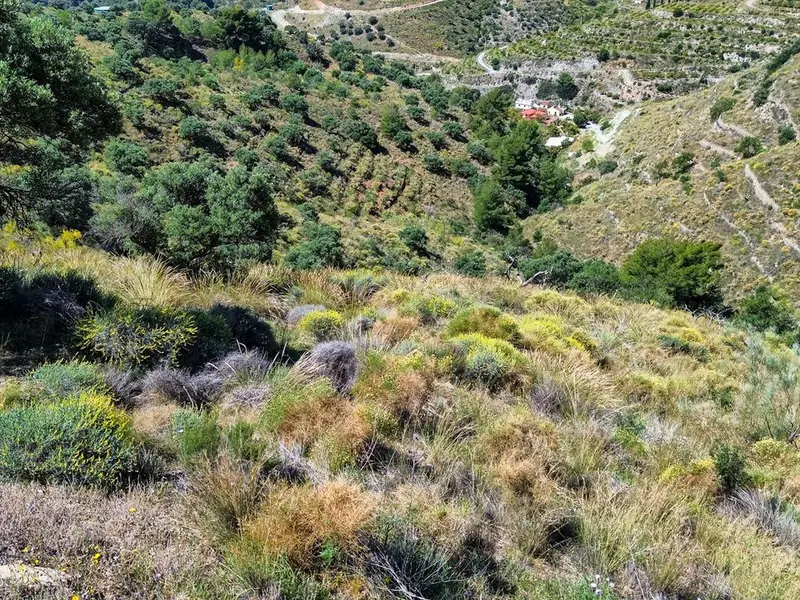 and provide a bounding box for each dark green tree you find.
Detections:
[380,103,407,139]
[568,259,621,295]
[399,225,428,254]
[470,86,514,137]
[216,6,282,52]
[493,120,544,205]
[620,239,724,309]
[473,179,520,234]
[555,73,579,100]
[0,0,120,222]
